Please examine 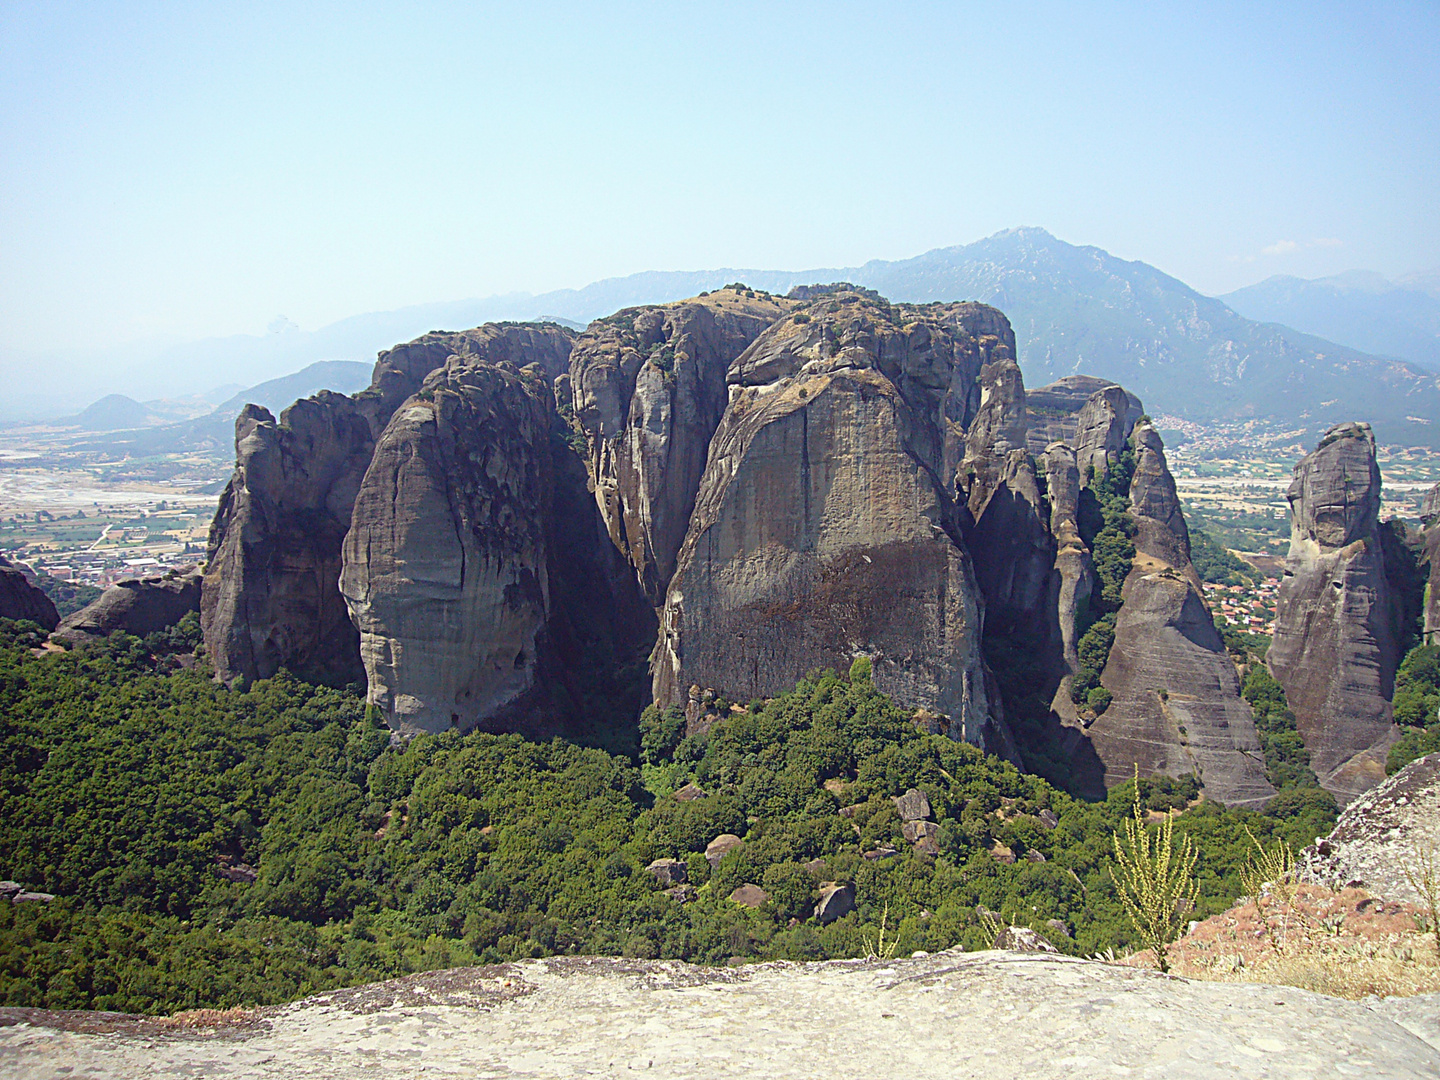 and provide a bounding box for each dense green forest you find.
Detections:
[0,619,1337,1015]
[31,574,104,618]
[1389,644,1440,773]
[1189,529,1257,586]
